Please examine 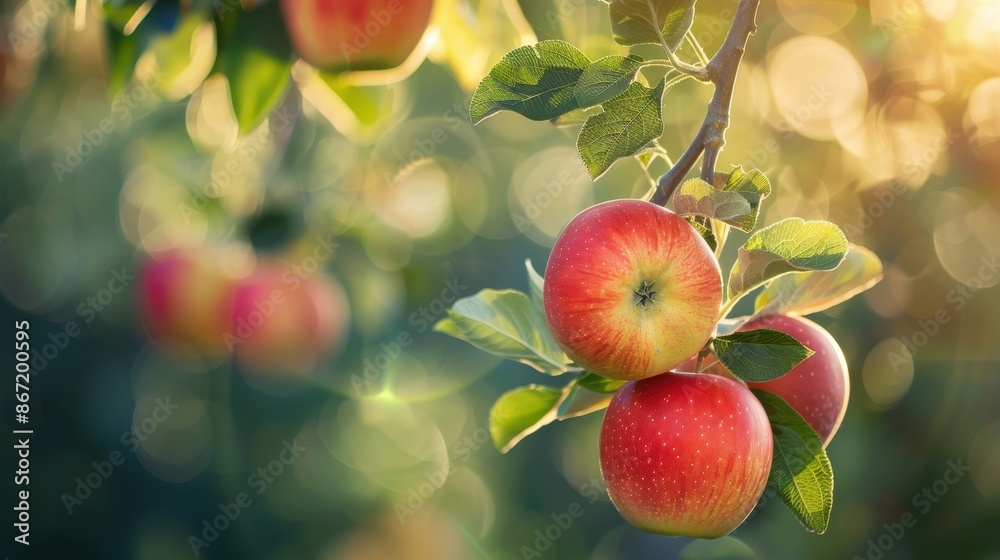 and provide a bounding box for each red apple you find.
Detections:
[138,248,237,356]
[543,200,723,380]
[280,0,434,72]
[230,262,350,375]
[600,371,773,537]
[732,315,848,446]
